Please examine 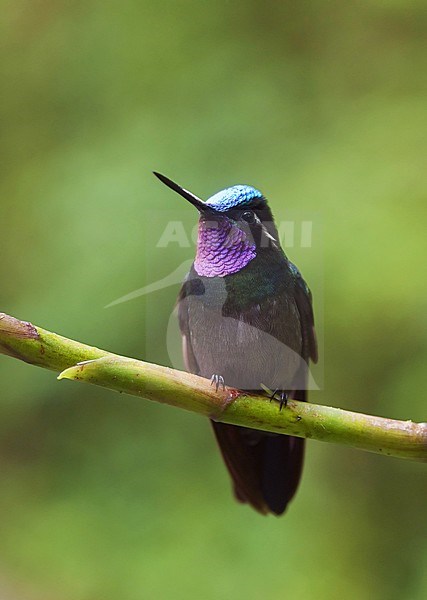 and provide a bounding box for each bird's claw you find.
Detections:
[269,389,289,411]
[210,374,225,392]
[279,392,289,411]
